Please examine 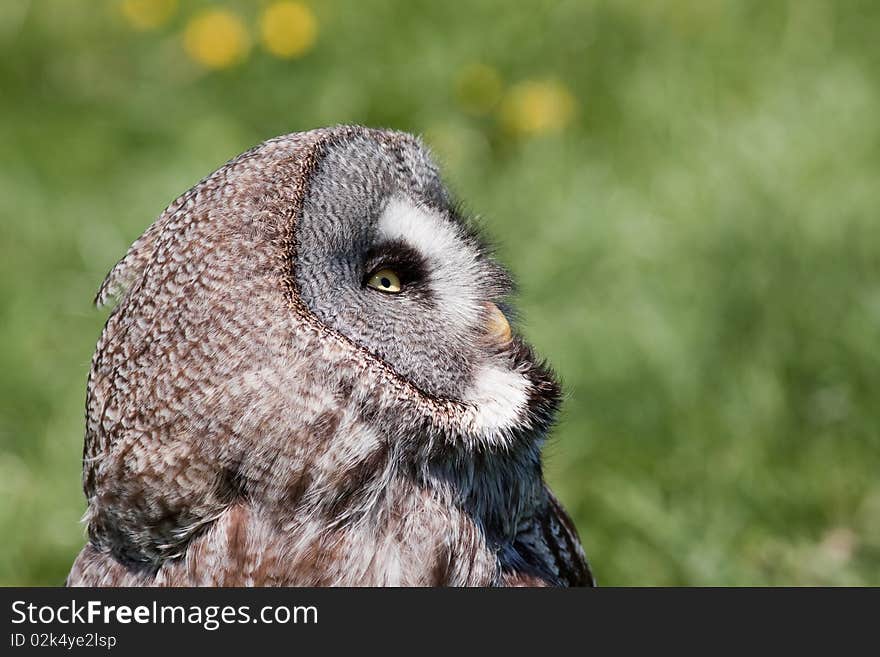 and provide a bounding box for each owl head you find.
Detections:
[84,126,562,564]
